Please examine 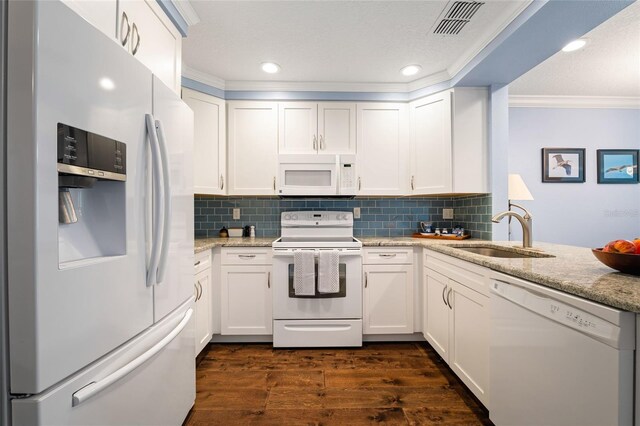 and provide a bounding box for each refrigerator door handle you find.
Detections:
[154,119,172,285]
[71,308,193,407]
[145,114,164,287]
